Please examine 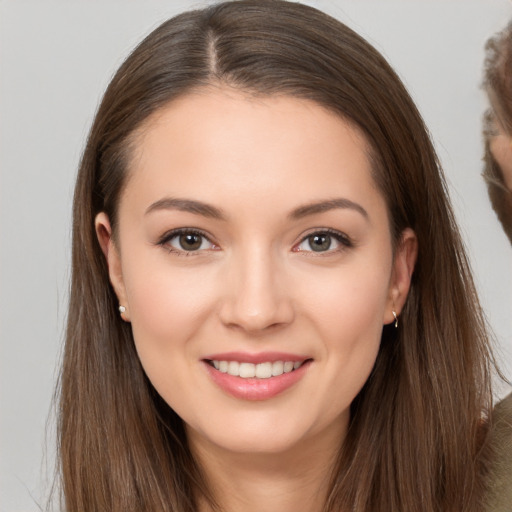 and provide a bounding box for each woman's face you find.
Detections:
[97,88,416,457]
